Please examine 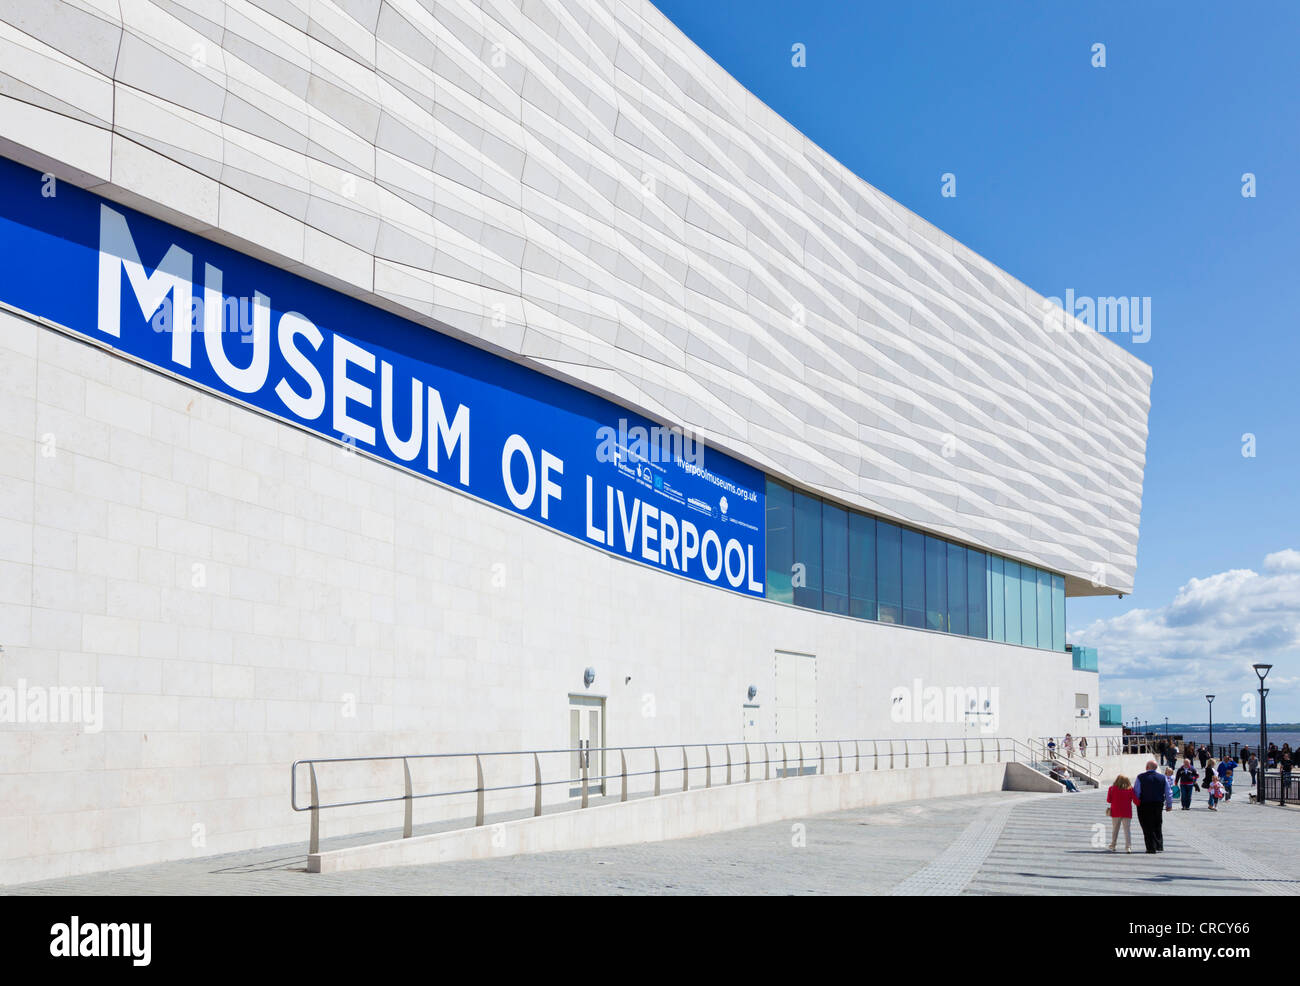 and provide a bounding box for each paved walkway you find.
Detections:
[5,788,1299,896]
